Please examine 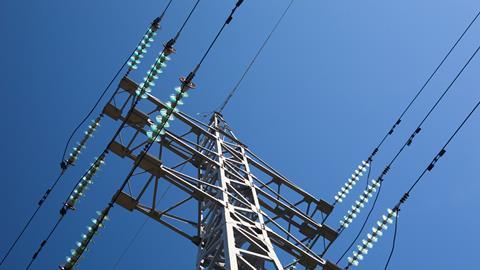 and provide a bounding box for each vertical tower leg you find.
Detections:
[196,113,283,270]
